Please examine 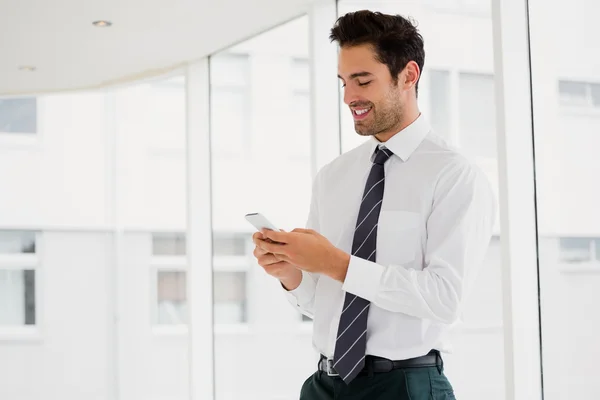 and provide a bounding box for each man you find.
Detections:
[253,10,496,400]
